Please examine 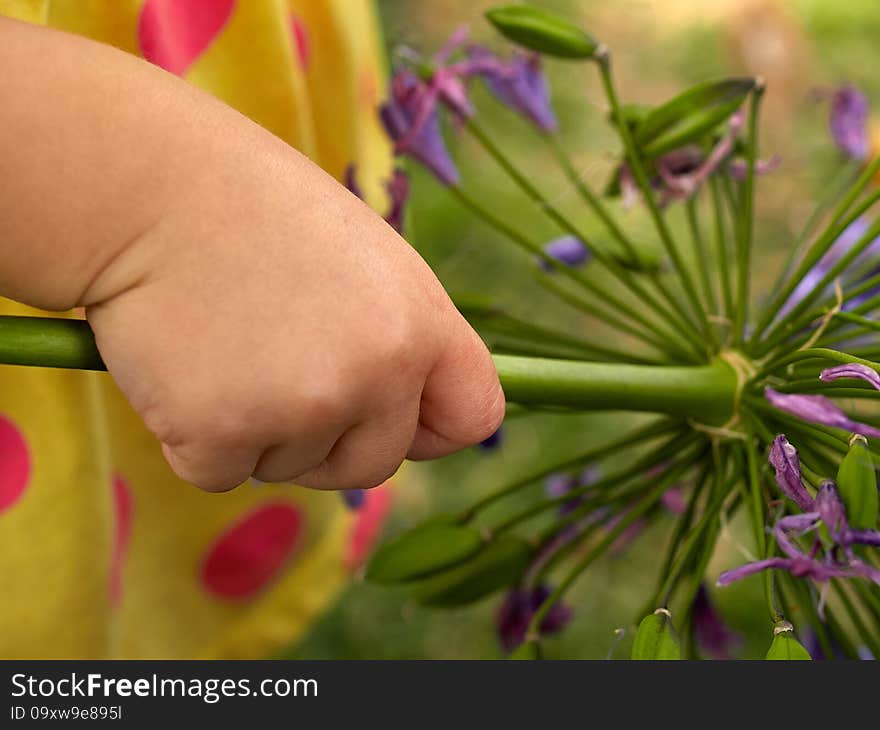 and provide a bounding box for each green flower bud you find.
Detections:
[508,640,541,660]
[631,608,681,660]
[836,434,879,530]
[486,5,598,60]
[765,621,812,660]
